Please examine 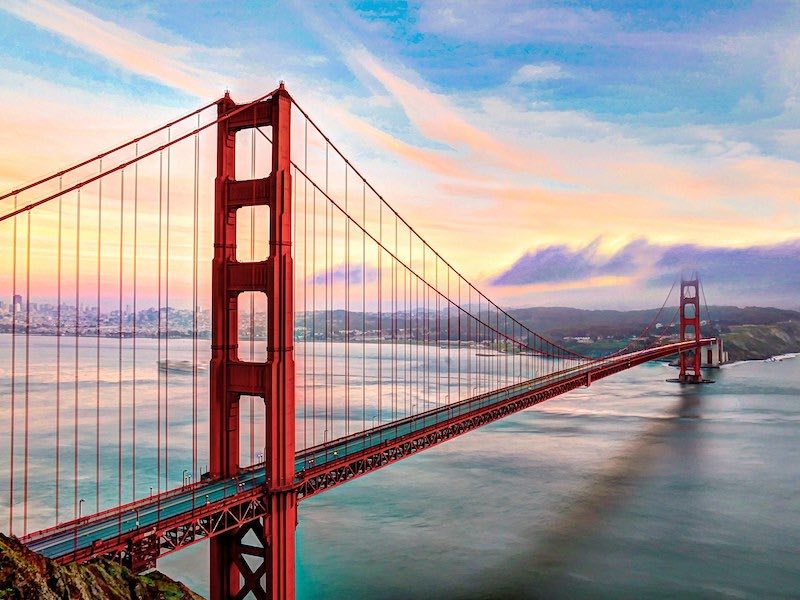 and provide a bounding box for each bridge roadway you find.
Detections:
[21,340,712,564]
